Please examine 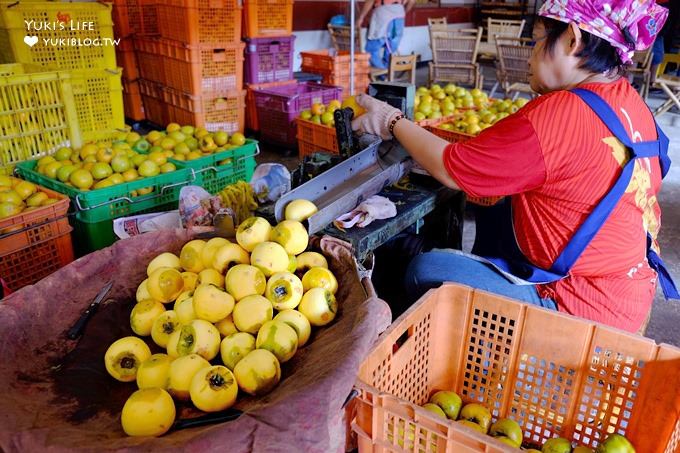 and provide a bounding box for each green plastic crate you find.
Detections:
[16,159,197,222]
[172,139,259,195]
